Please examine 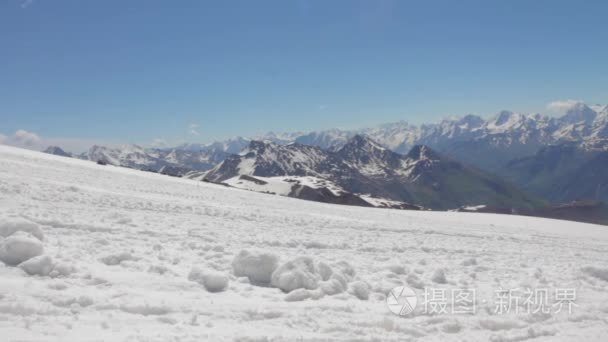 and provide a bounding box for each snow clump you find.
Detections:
[18,255,74,277]
[0,231,44,266]
[188,268,229,292]
[232,249,279,285]
[271,256,322,293]
[19,255,54,276]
